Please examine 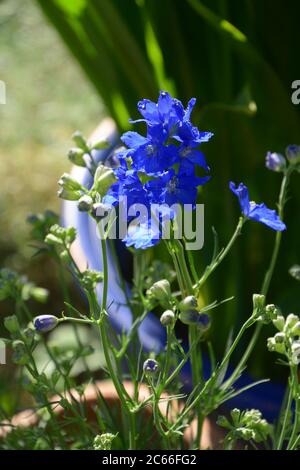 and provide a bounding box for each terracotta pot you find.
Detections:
[0,380,222,449]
